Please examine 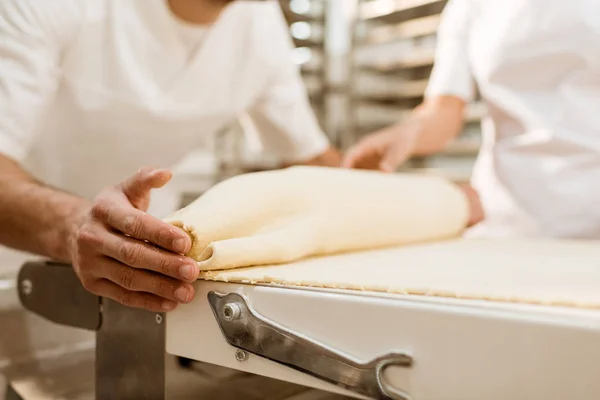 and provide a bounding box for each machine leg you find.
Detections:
[5,384,24,400]
[96,299,166,400]
[17,262,166,399]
